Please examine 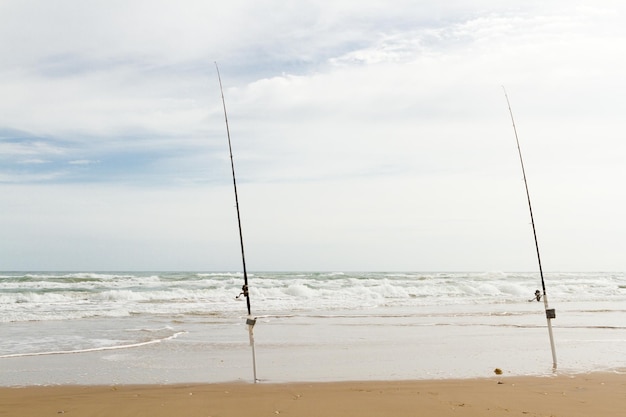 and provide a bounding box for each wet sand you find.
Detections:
[1,373,624,417]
